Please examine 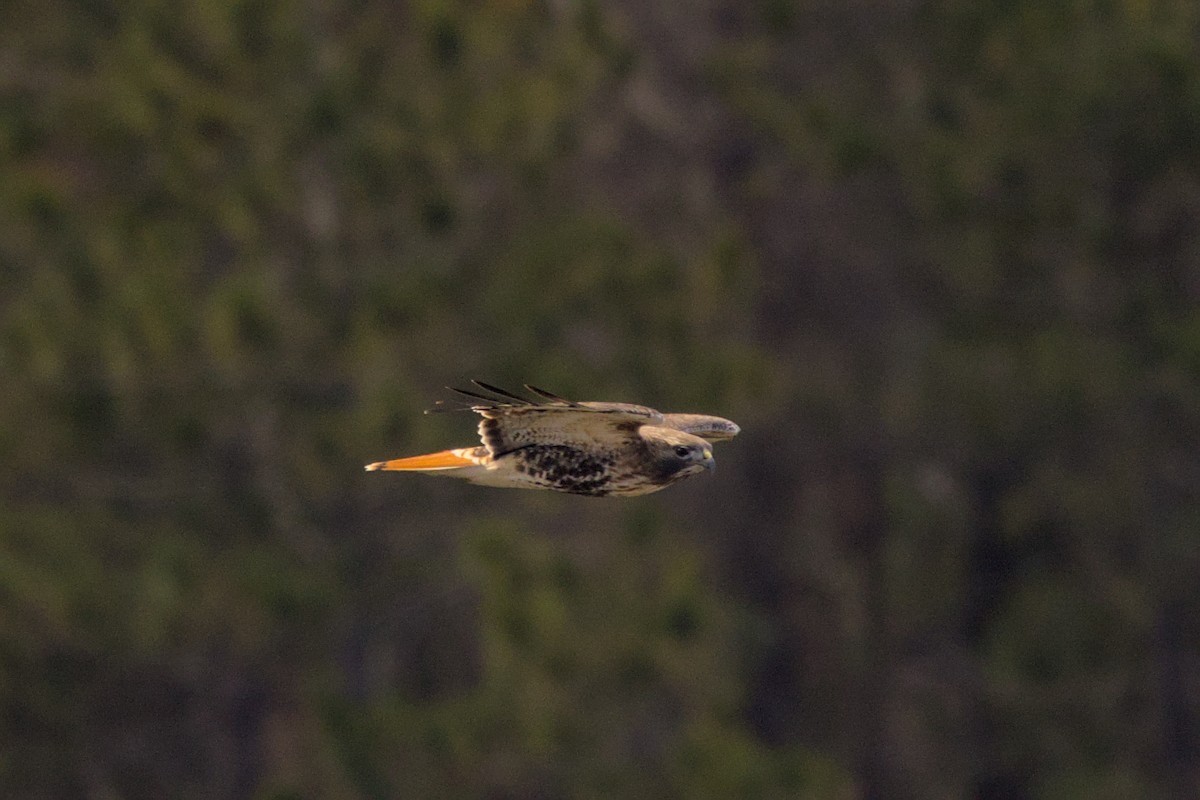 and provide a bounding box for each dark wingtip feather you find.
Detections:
[449,385,503,403]
[435,382,580,412]
[523,384,579,406]
[471,381,533,404]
